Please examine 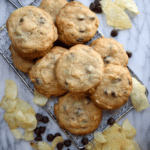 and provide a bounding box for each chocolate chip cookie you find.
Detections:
[54,93,102,135]
[90,37,128,66]
[39,0,68,23]
[55,44,104,93]
[9,45,34,74]
[91,64,133,110]
[29,46,67,98]
[56,1,99,45]
[6,6,58,59]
